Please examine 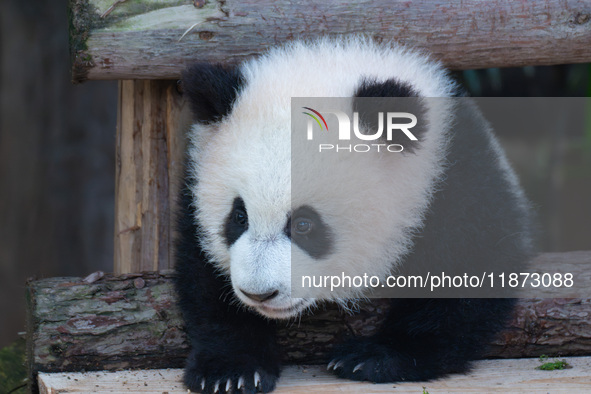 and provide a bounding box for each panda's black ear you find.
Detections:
[181,63,245,124]
[354,78,427,153]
